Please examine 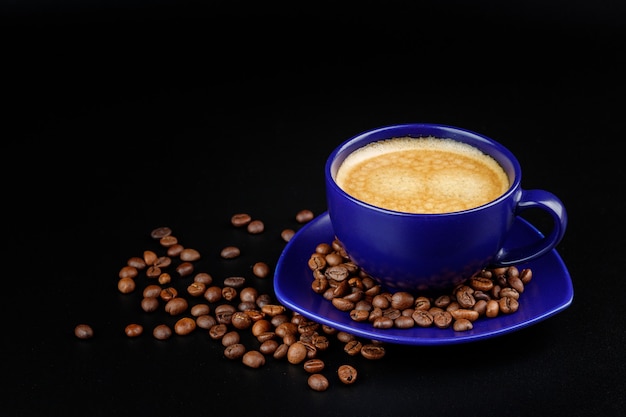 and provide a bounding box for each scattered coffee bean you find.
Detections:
[296,209,314,223]
[220,246,241,259]
[117,277,136,294]
[74,324,94,339]
[308,374,329,391]
[246,220,265,234]
[281,228,295,242]
[150,226,172,239]
[174,317,196,335]
[252,261,270,278]
[337,364,358,384]
[242,350,265,368]
[125,323,143,338]
[231,213,252,227]
[153,324,172,340]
